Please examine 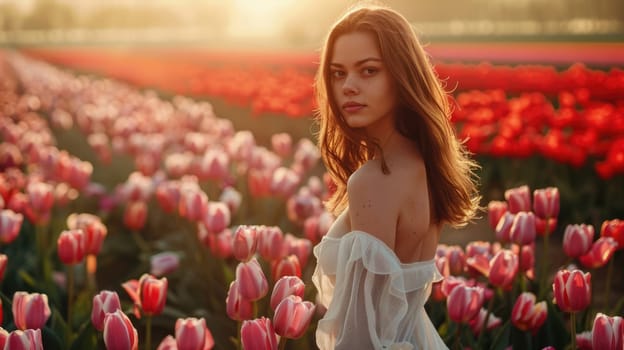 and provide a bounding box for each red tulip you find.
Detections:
[0,328,8,350]
[4,329,42,350]
[257,226,284,262]
[487,200,508,231]
[270,276,305,310]
[579,237,618,269]
[553,269,591,312]
[509,211,536,245]
[150,252,180,277]
[57,229,86,265]
[271,254,302,281]
[592,313,624,350]
[91,290,122,331]
[576,331,593,350]
[122,273,168,318]
[103,310,139,350]
[201,227,233,258]
[156,335,177,350]
[533,187,560,219]
[495,212,514,243]
[601,219,624,250]
[469,308,502,336]
[447,285,484,323]
[67,213,107,255]
[226,281,253,321]
[504,185,531,214]
[273,295,315,339]
[178,188,208,222]
[0,254,7,283]
[563,224,594,258]
[465,254,490,278]
[26,181,54,224]
[202,202,230,234]
[233,225,258,262]
[12,292,51,330]
[175,317,214,350]
[535,217,558,237]
[123,201,147,231]
[0,209,23,244]
[240,317,278,350]
[511,292,548,334]
[197,149,229,181]
[488,249,518,289]
[235,258,268,301]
